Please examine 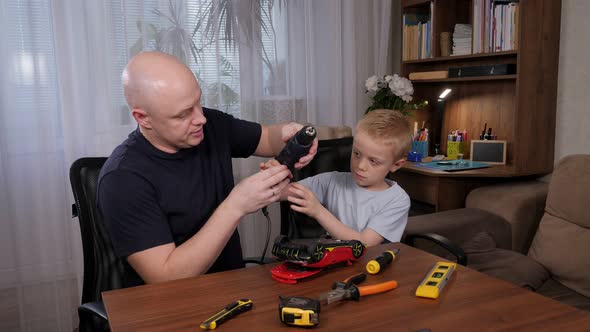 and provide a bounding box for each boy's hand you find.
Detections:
[287,183,323,219]
[260,159,280,171]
